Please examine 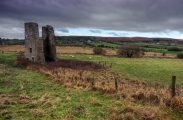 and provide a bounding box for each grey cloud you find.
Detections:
[60,29,69,33]
[108,32,120,36]
[89,30,101,33]
[0,0,183,38]
[108,32,129,37]
[120,33,129,37]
